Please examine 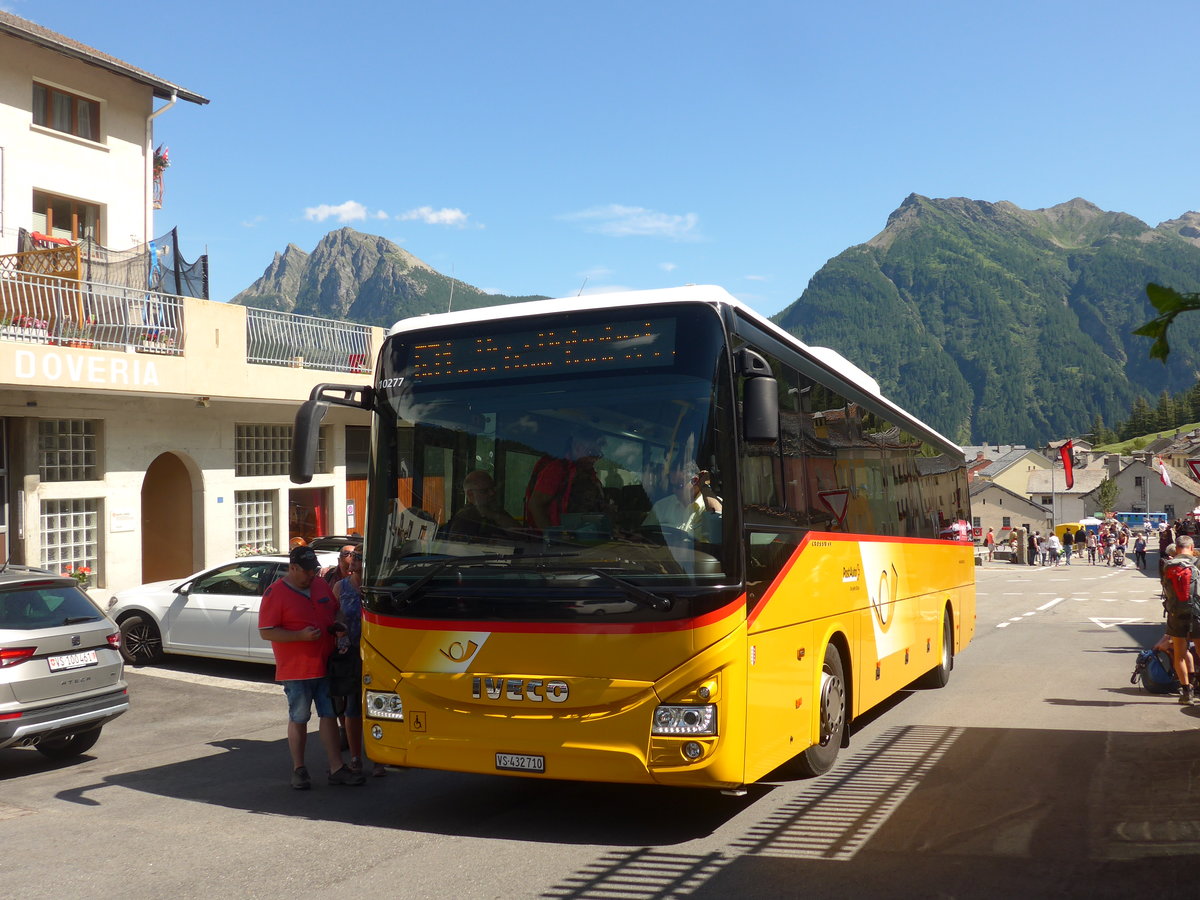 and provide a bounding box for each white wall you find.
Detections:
[0,34,155,253]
